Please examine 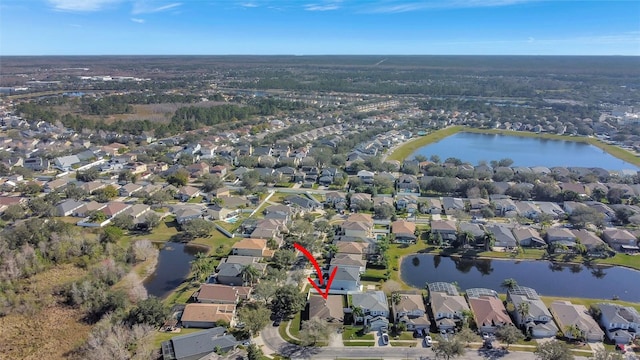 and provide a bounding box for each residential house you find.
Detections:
[161,327,238,360]
[119,183,143,197]
[208,204,234,221]
[357,170,375,184]
[493,198,517,216]
[341,213,374,239]
[328,266,362,294]
[174,206,203,224]
[307,294,344,323]
[123,204,150,221]
[284,195,321,212]
[330,253,366,273]
[507,286,559,338]
[216,263,246,286]
[442,197,465,215]
[485,224,518,249]
[546,228,577,251]
[55,199,85,217]
[597,303,640,344]
[391,220,417,244]
[186,162,209,178]
[54,155,81,171]
[535,201,566,219]
[516,201,541,219]
[181,303,236,328]
[396,194,418,212]
[512,227,546,248]
[195,284,247,304]
[392,293,430,331]
[336,241,370,257]
[430,220,458,244]
[458,221,486,247]
[466,288,513,334]
[602,229,639,252]
[351,291,390,331]
[325,191,347,211]
[231,238,269,257]
[73,201,106,217]
[102,202,131,218]
[44,177,70,193]
[571,229,607,254]
[428,282,470,332]
[175,185,201,202]
[349,193,373,212]
[396,174,419,193]
[424,198,443,215]
[549,301,604,342]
